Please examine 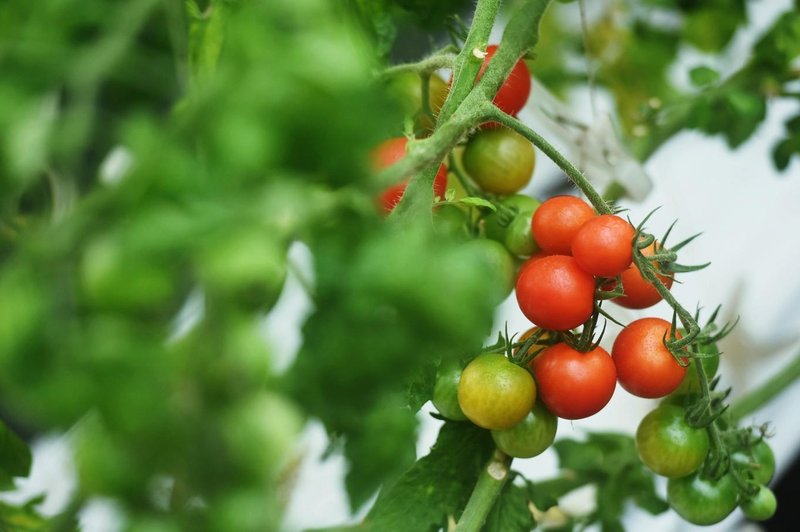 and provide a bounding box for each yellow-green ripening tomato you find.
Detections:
[385,72,449,133]
[458,353,536,430]
[462,127,535,195]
